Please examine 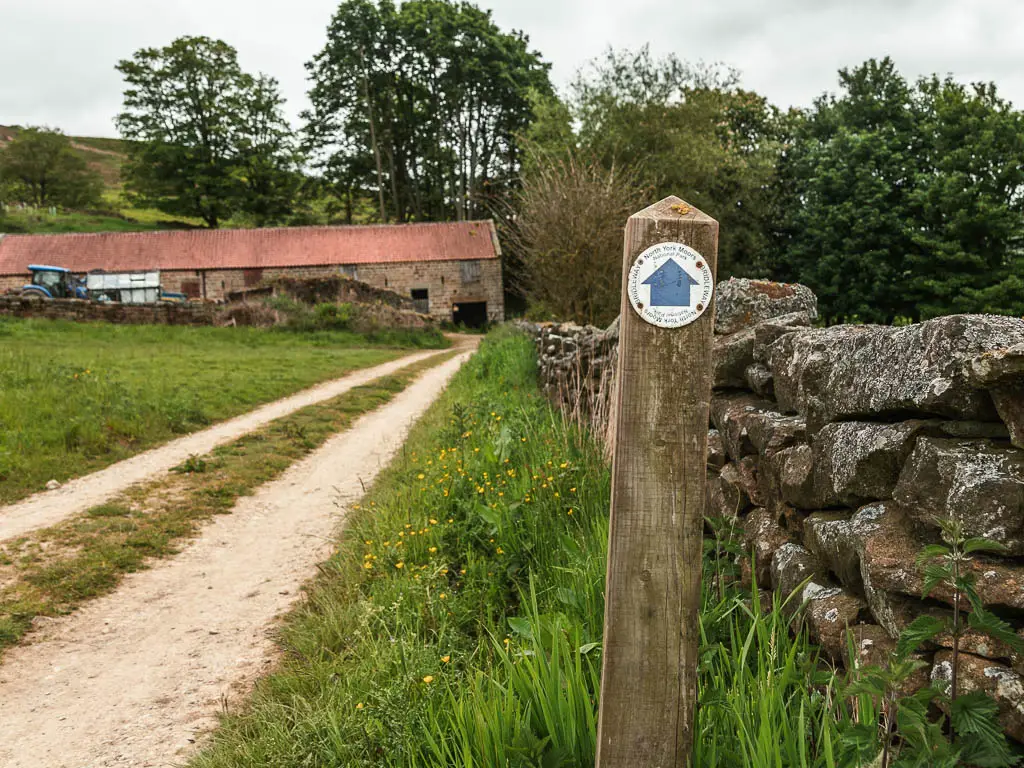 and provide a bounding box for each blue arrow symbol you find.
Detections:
[642,258,698,307]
